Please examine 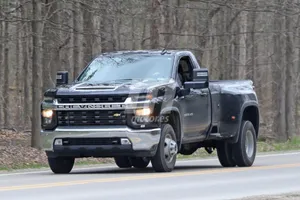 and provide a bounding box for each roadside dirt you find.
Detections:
[240,193,300,200]
[0,130,112,170]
